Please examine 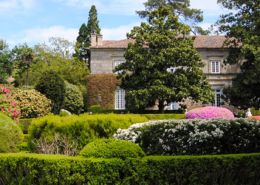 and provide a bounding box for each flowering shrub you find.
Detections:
[0,85,20,123]
[185,106,234,119]
[12,89,52,118]
[248,116,260,121]
[114,118,260,155]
